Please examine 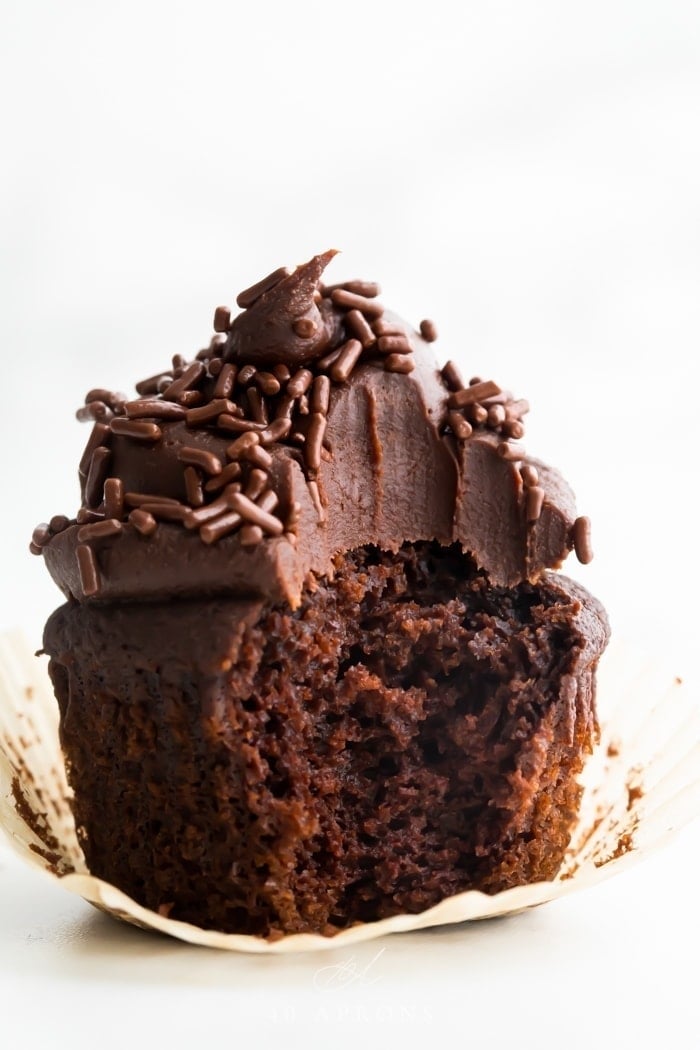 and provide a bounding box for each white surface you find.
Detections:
[0,1,699,1046]
[0,833,698,1049]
